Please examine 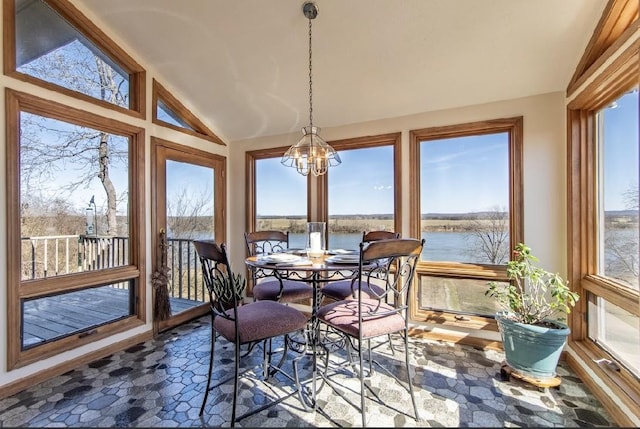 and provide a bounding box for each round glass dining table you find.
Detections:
[244,251,362,406]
